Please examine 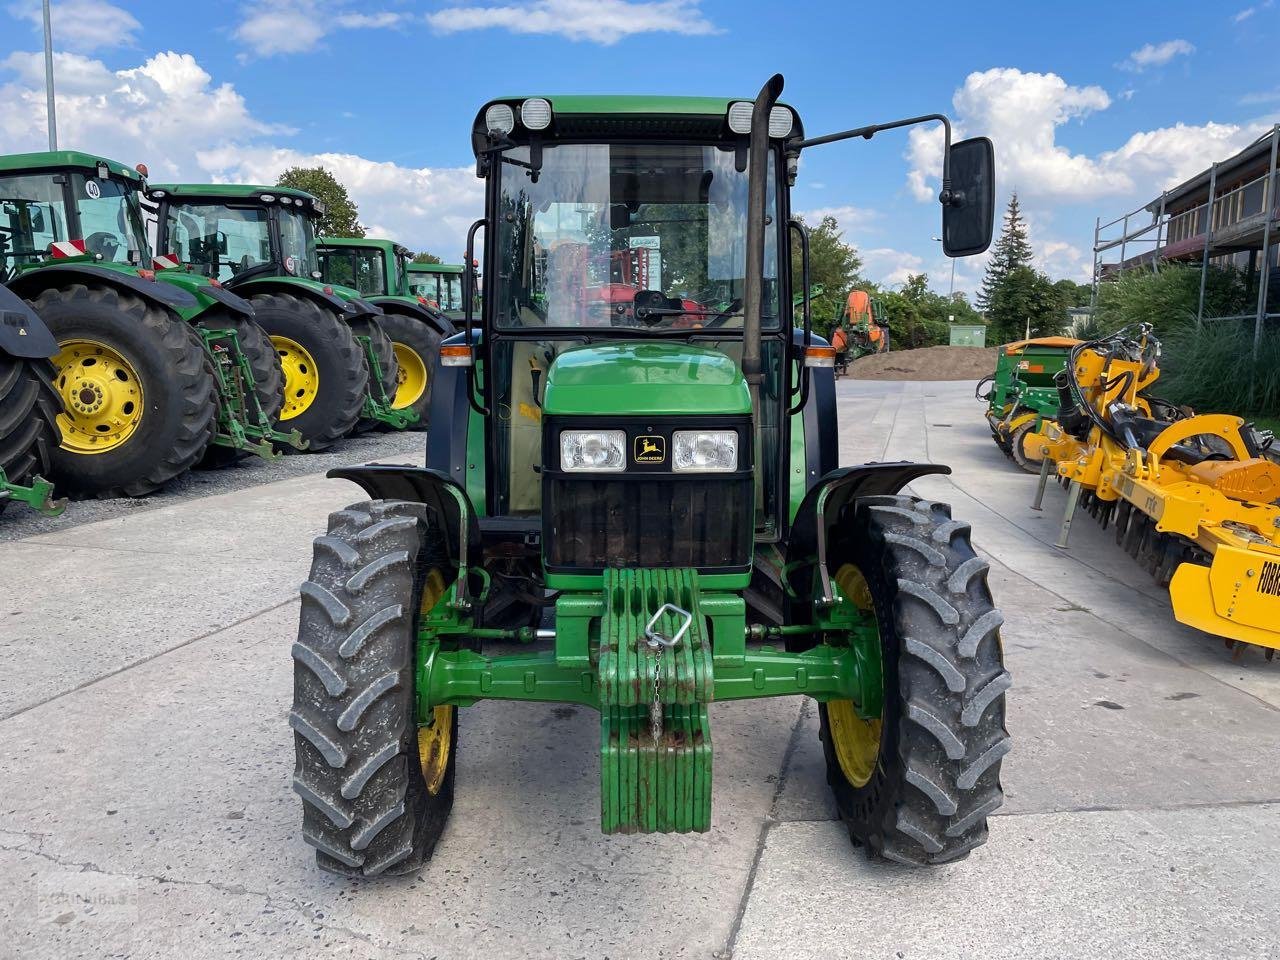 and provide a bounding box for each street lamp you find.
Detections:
[931,236,956,300]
